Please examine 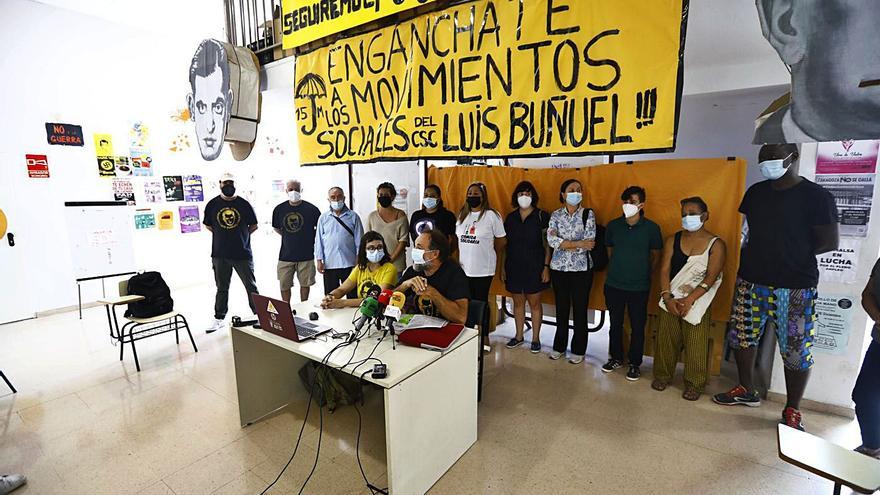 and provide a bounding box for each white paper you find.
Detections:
[817,239,860,284]
[813,294,856,355]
